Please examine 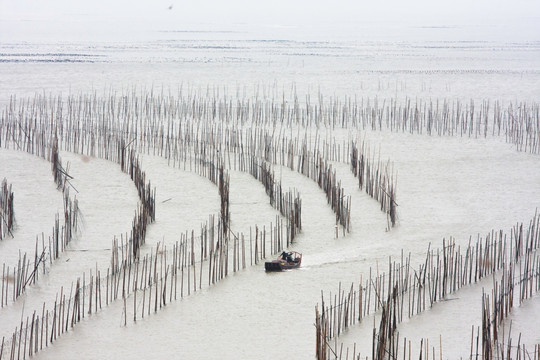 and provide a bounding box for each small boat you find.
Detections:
[265,251,302,272]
